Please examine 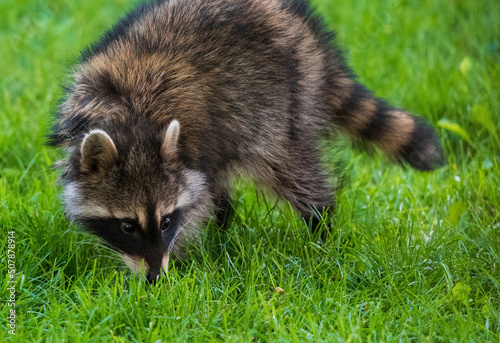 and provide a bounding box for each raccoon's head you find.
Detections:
[61,119,210,282]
